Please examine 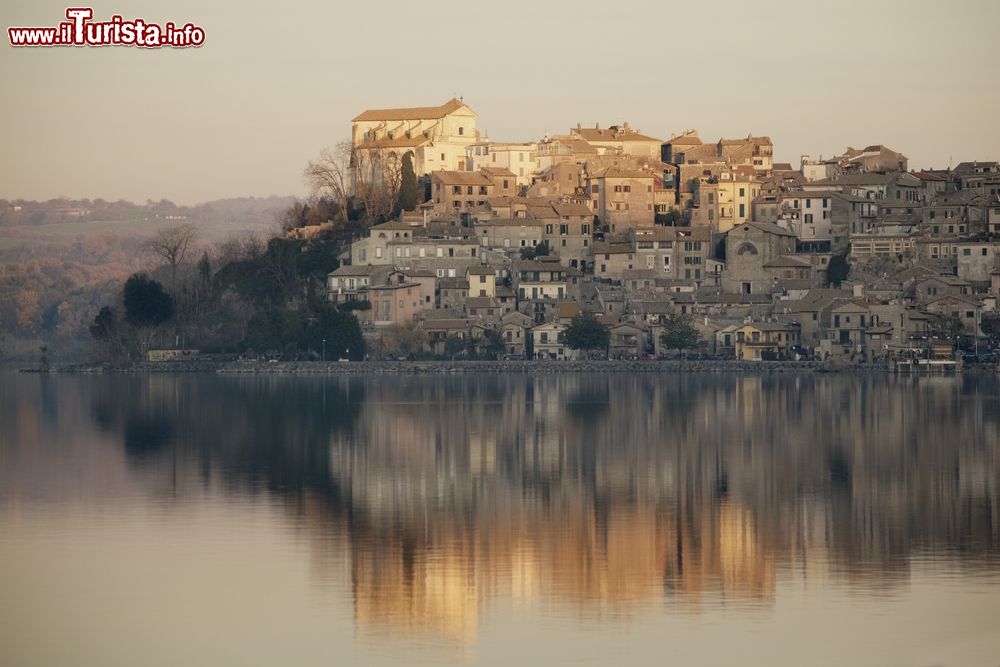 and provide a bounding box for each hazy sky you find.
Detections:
[2,0,999,204]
